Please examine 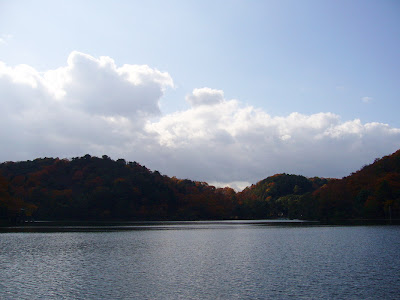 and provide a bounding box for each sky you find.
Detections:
[0,0,399,190]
